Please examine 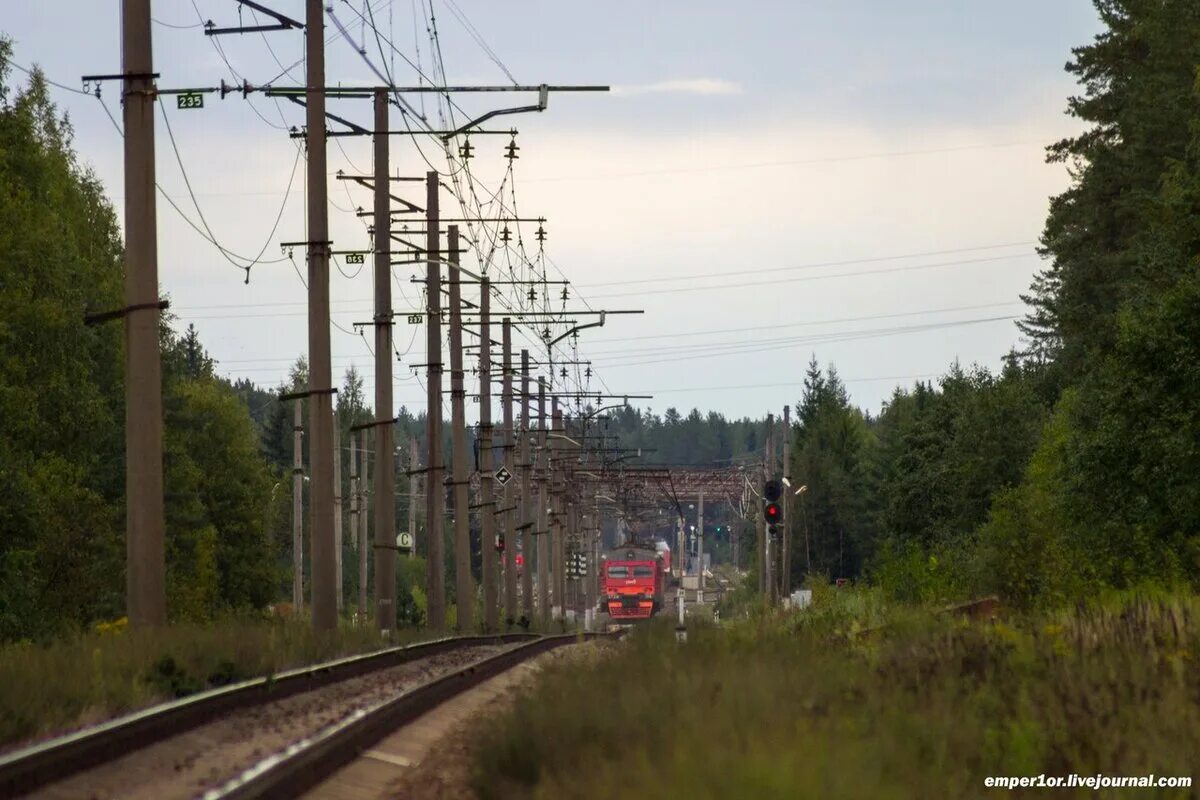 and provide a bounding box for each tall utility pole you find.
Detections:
[732,519,739,573]
[760,413,773,597]
[519,350,534,620]
[447,226,474,633]
[537,378,550,624]
[553,404,566,619]
[372,88,396,634]
[408,436,420,561]
[676,516,685,581]
[478,279,499,631]
[423,170,446,632]
[781,404,791,600]
[764,413,775,602]
[566,499,577,614]
[588,493,597,616]
[292,399,304,612]
[305,0,337,633]
[698,490,705,595]
[548,401,560,620]
[334,424,343,612]
[349,432,358,613]
[122,0,166,627]
[359,435,369,620]
[501,319,517,623]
